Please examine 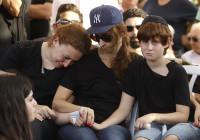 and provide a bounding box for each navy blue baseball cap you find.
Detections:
[85,5,123,34]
